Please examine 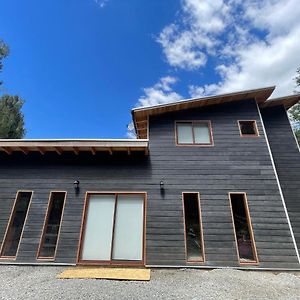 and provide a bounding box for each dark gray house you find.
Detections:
[0,86,299,270]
